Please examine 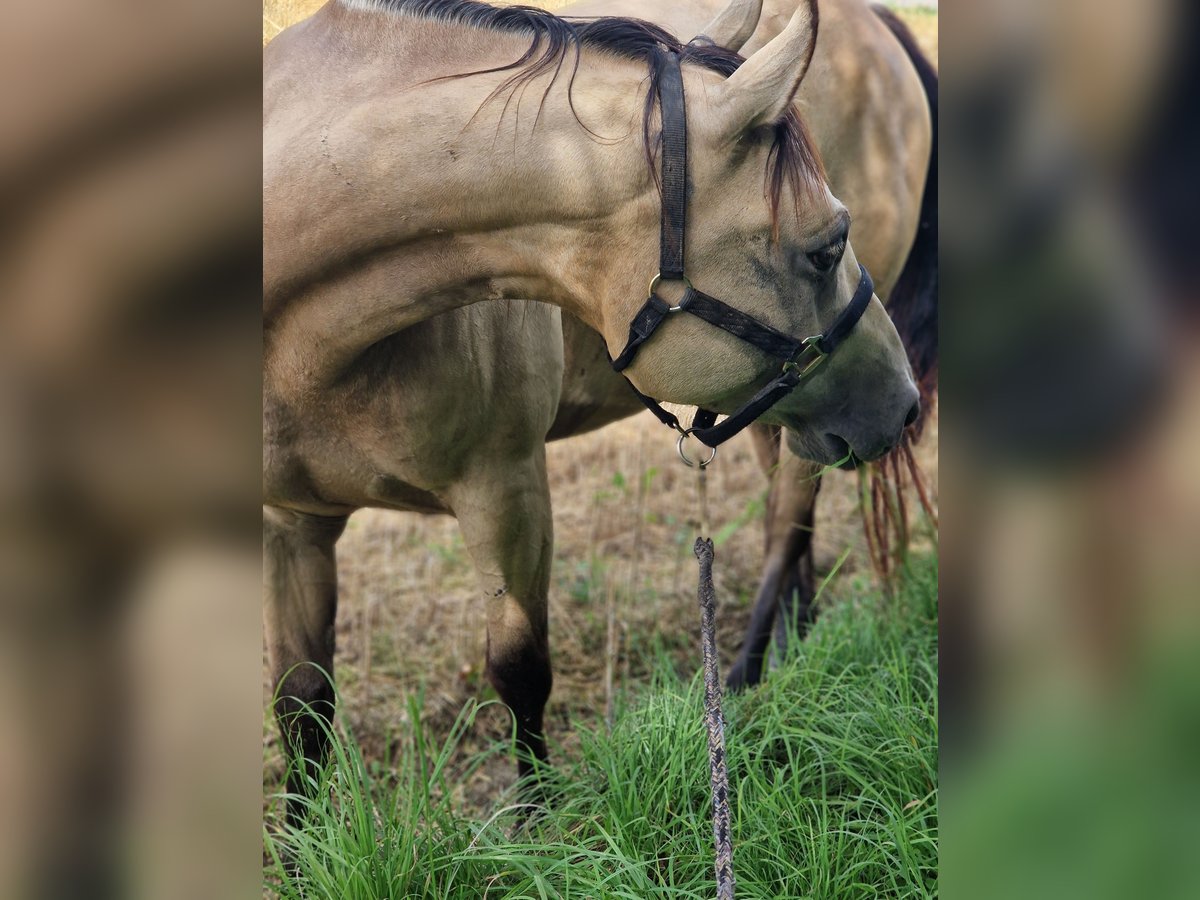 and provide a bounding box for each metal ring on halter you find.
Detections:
[648,272,694,312]
[677,429,717,469]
